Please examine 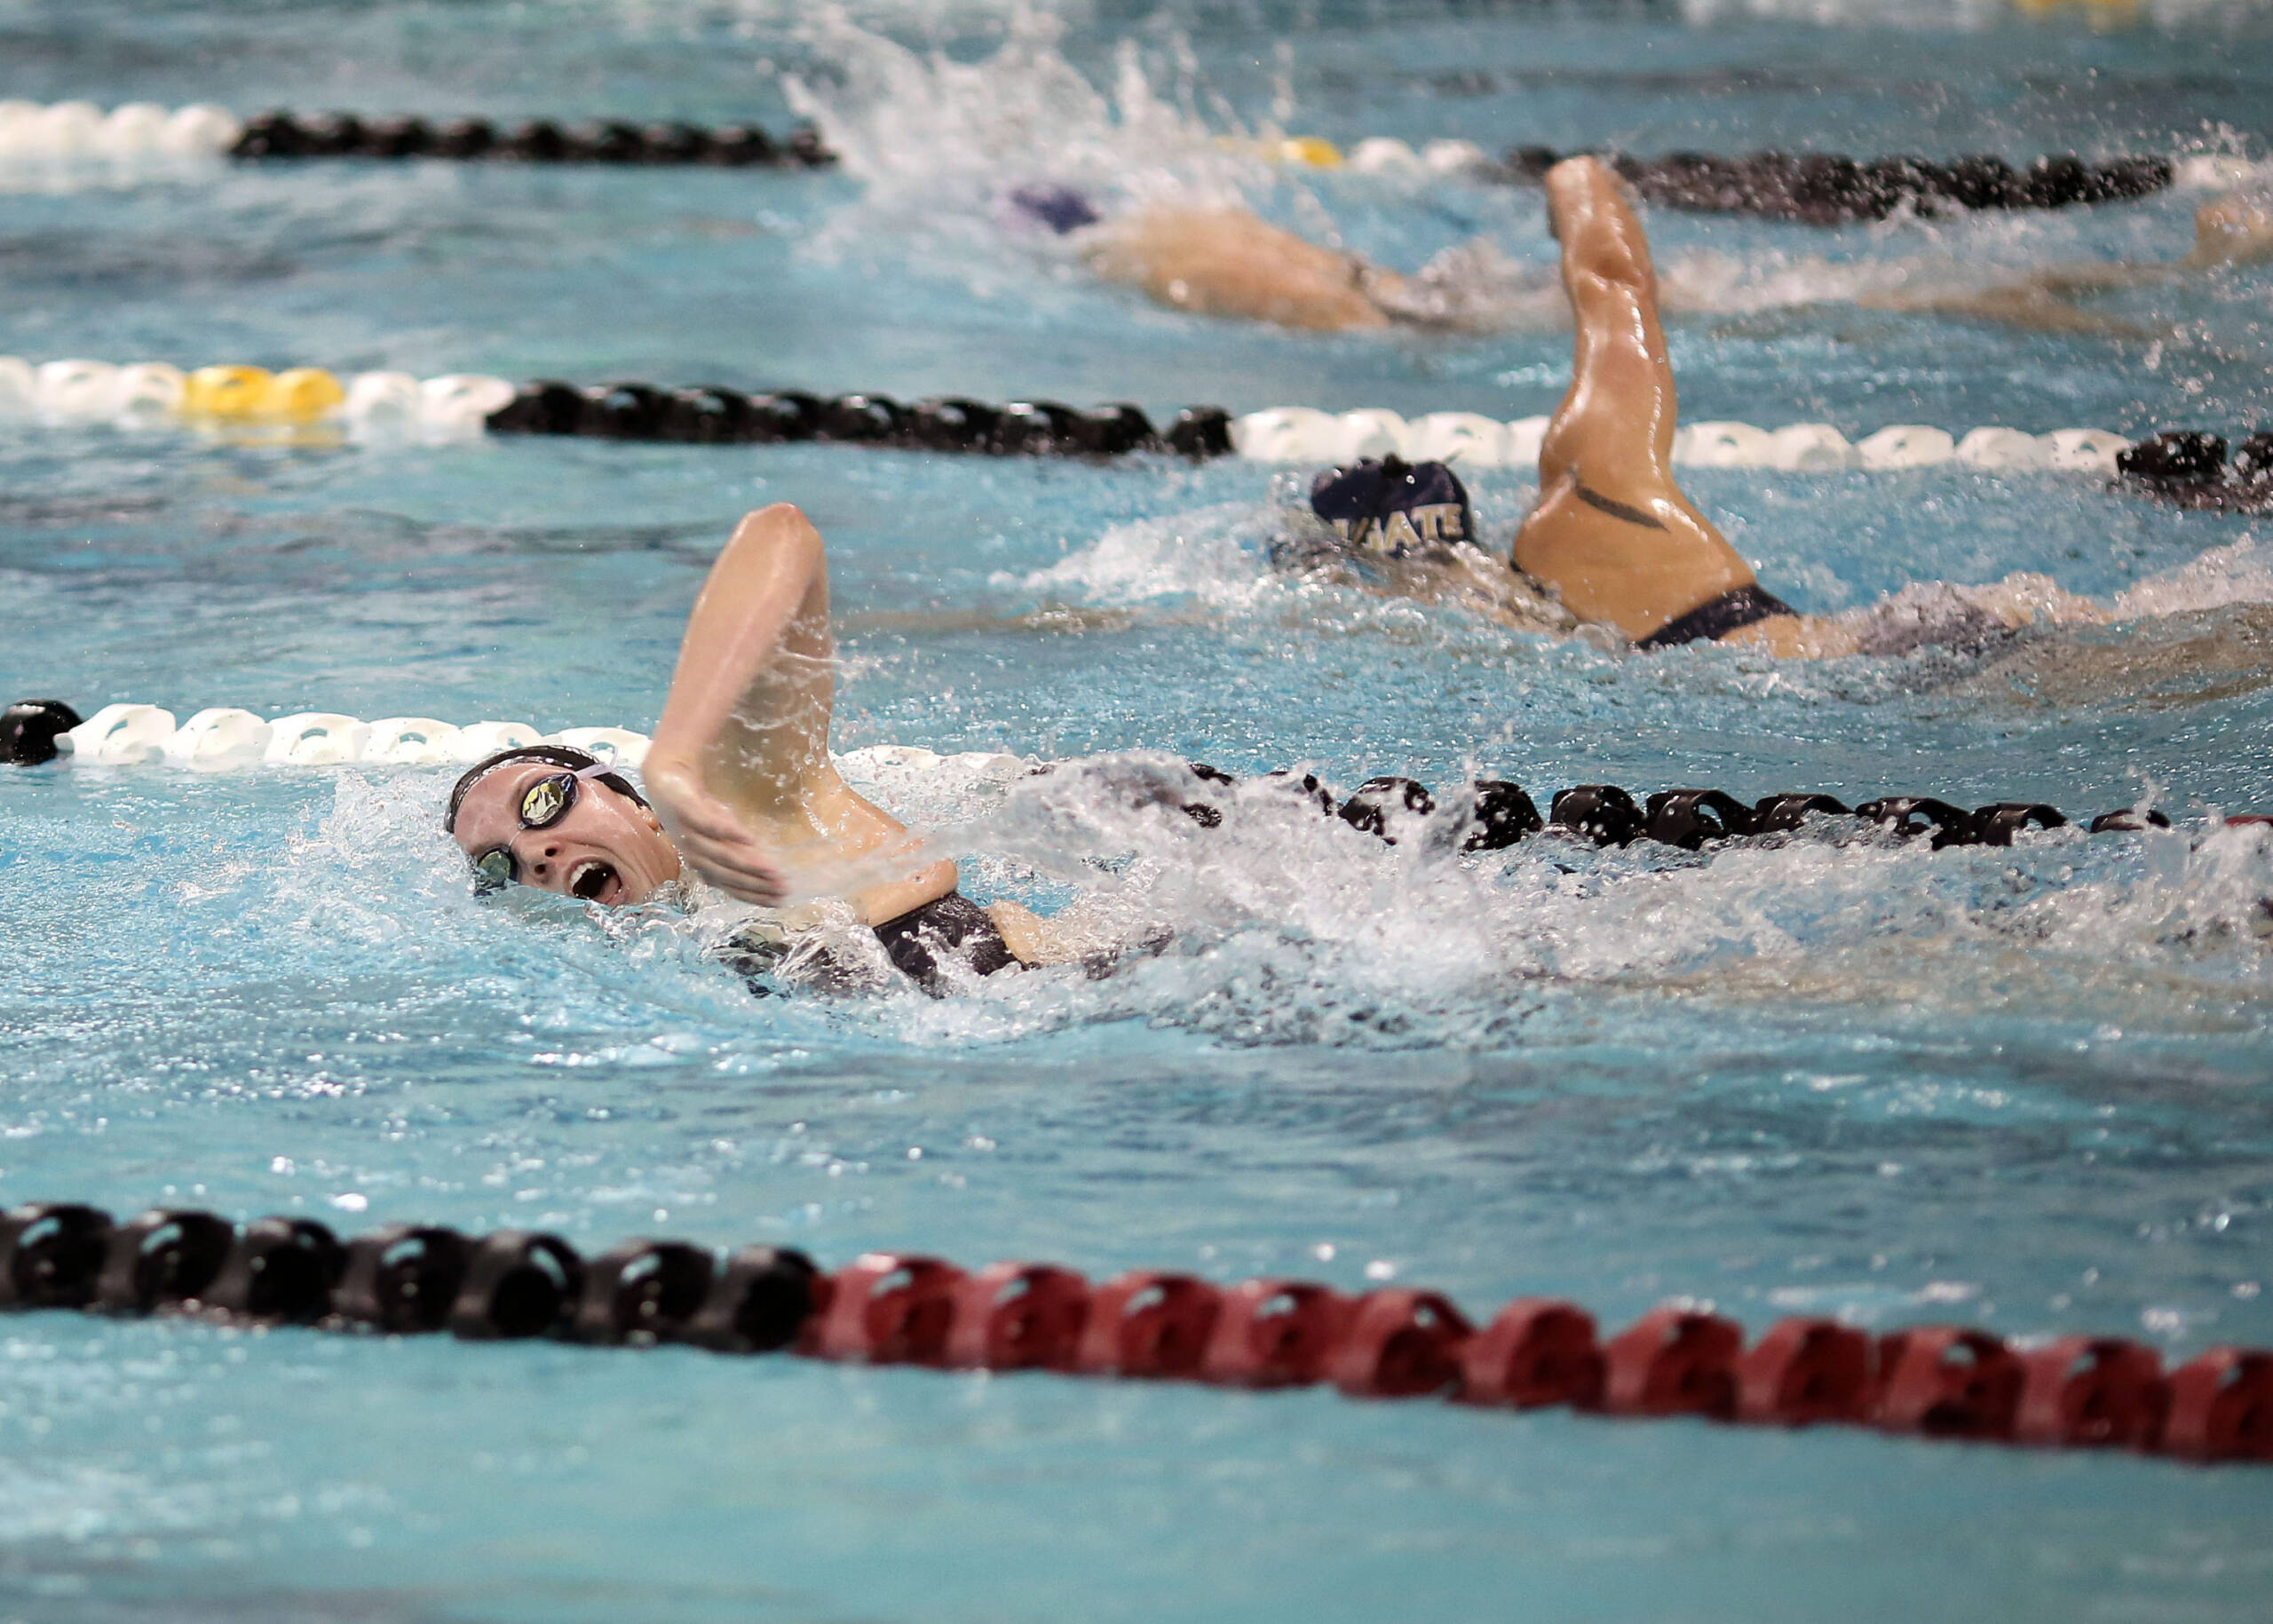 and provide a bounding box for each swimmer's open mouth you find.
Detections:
[569,860,619,903]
